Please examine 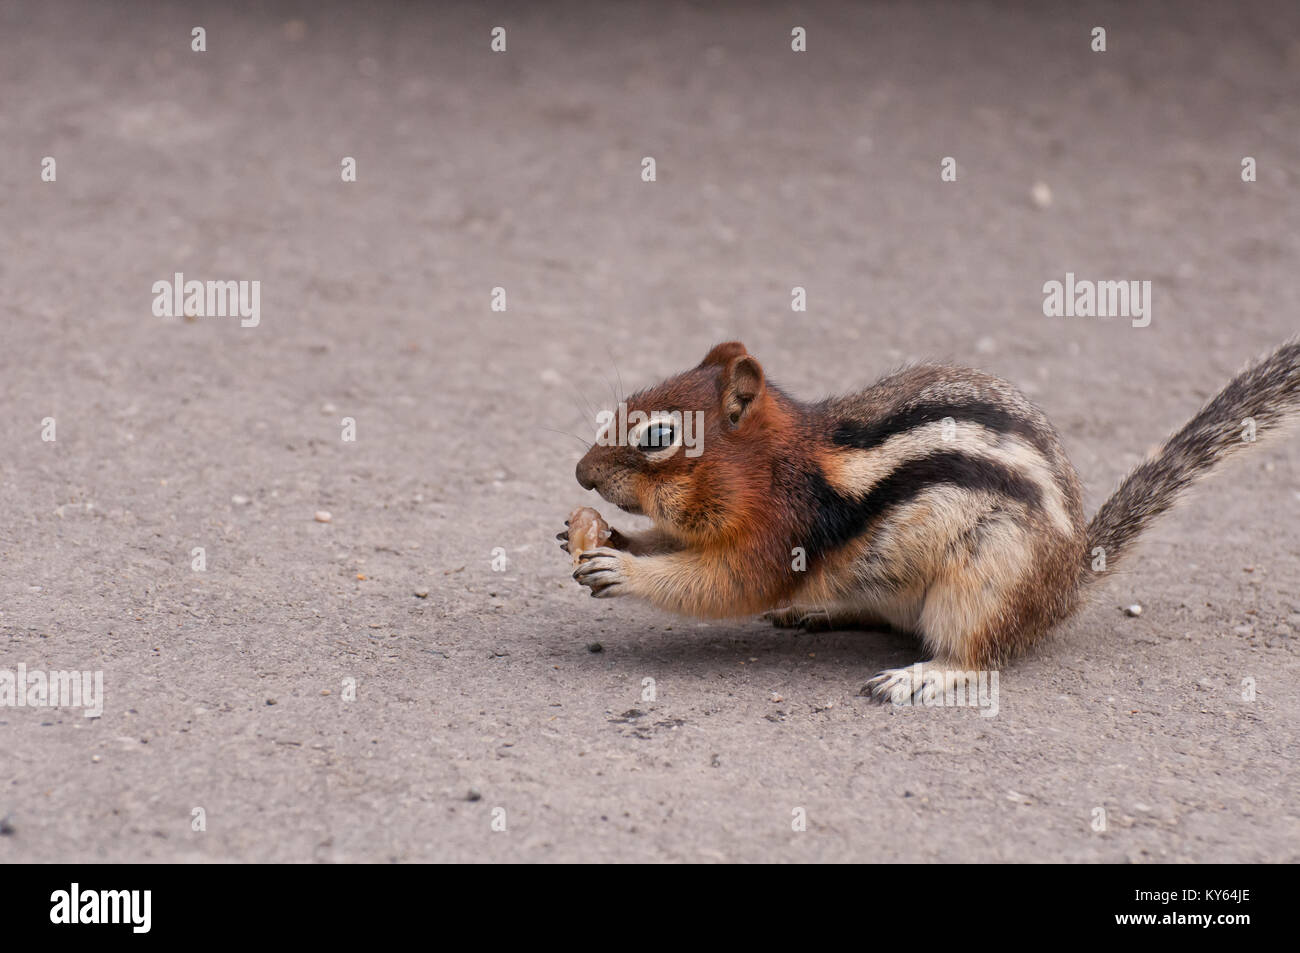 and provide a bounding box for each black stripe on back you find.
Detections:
[831,400,1050,456]
[800,450,1042,562]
